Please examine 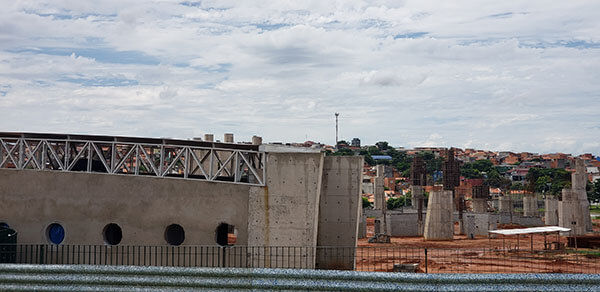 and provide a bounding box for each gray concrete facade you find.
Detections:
[0,150,363,269]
